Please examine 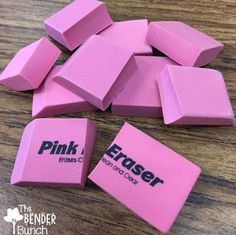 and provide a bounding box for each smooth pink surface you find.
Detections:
[112,56,178,117]
[89,123,201,233]
[0,38,61,91]
[147,21,223,67]
[44,0,113,51]
[54,35,137,111]
[32,65,96,118]
[99,19,152,55]
[158,65,235,125]
[11,118,96,188]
